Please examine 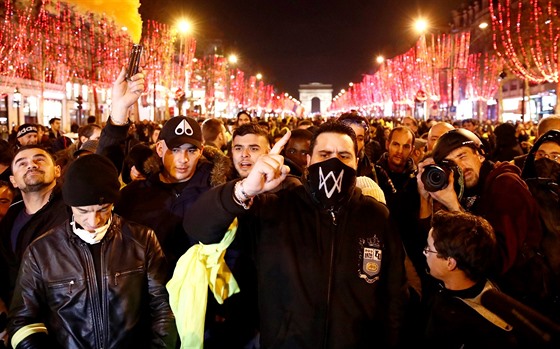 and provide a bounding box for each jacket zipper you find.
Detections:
[80,241,104,348]
[322,208,337,348]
